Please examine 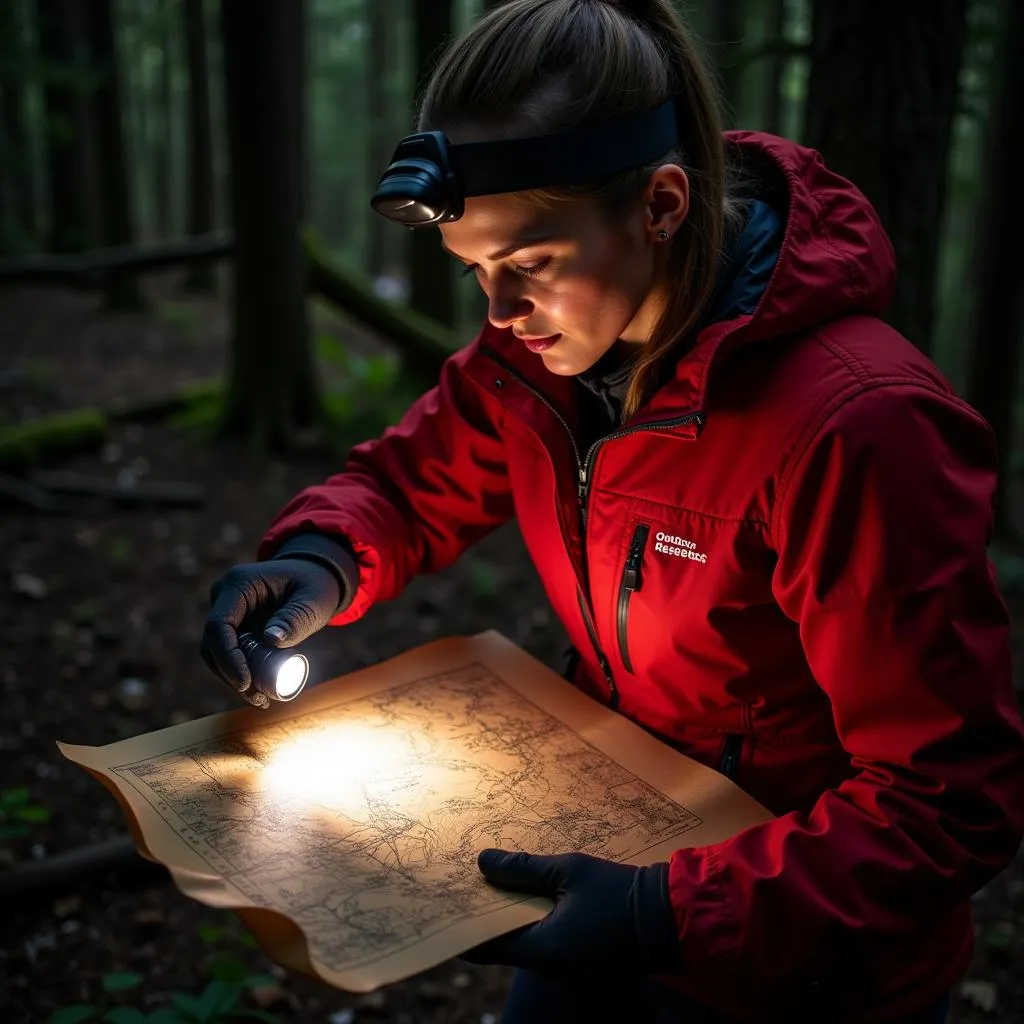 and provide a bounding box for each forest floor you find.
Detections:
[0,272,1022,1023]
